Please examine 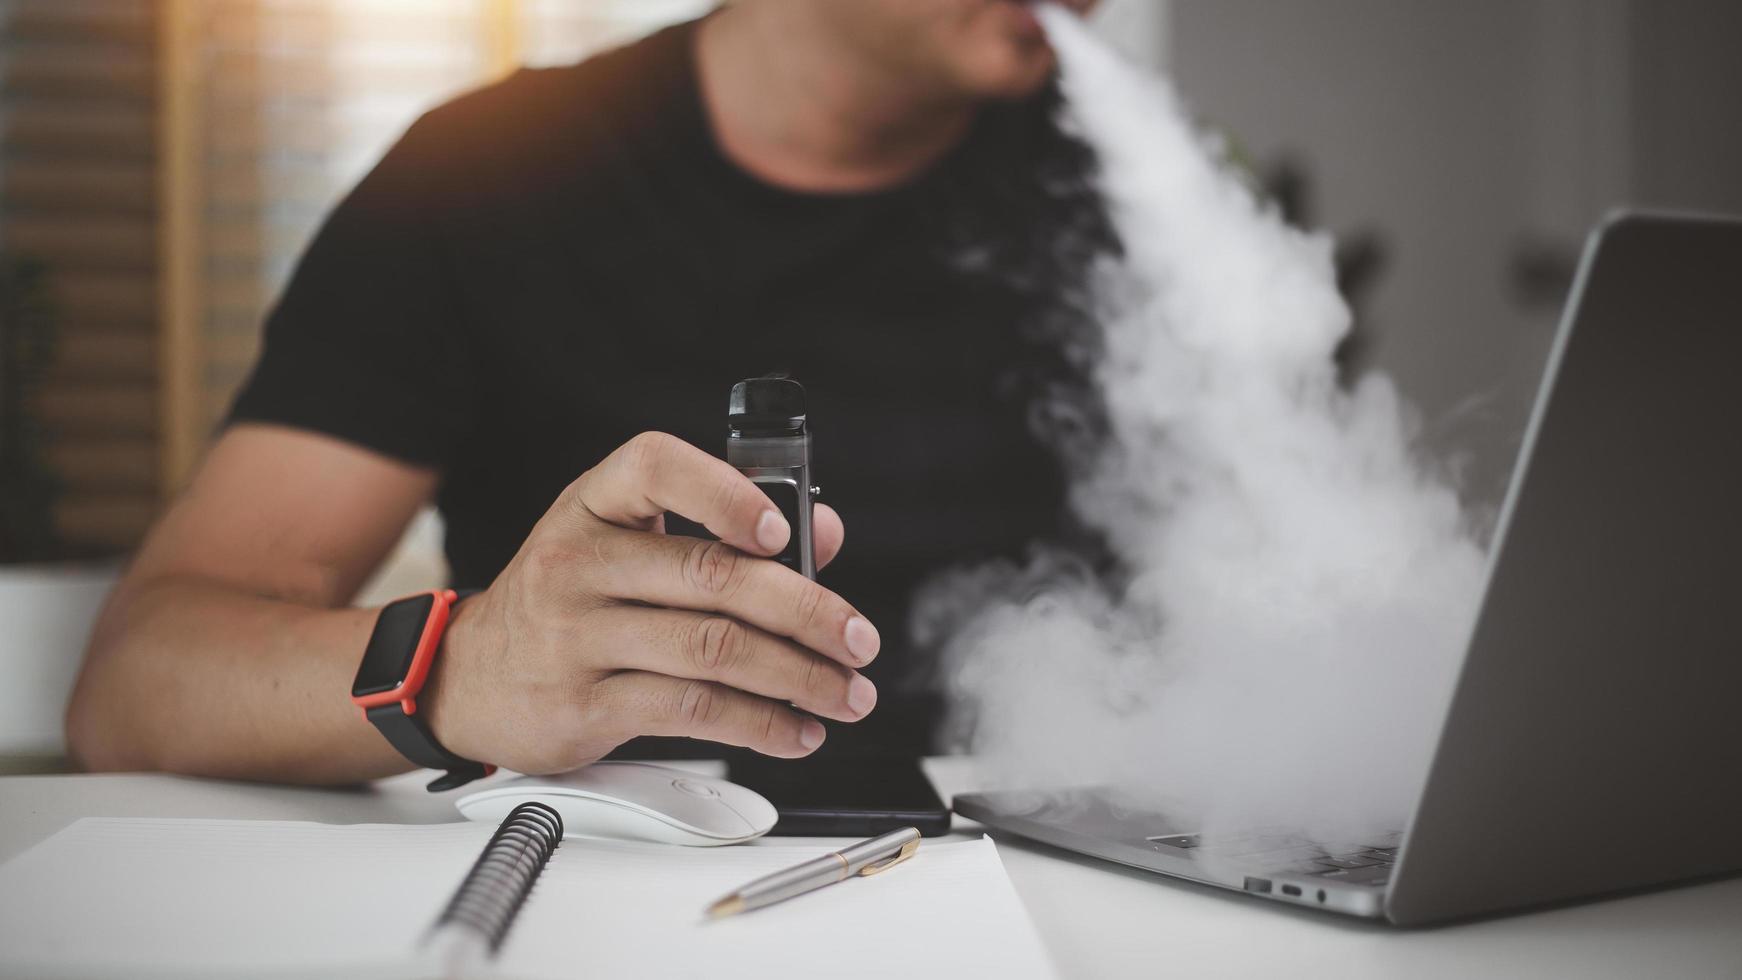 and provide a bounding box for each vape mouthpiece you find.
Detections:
[729,377,807,437]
